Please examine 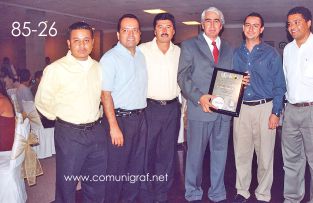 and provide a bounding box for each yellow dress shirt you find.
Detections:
[35,51,102,124]
[139,37,181,100]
